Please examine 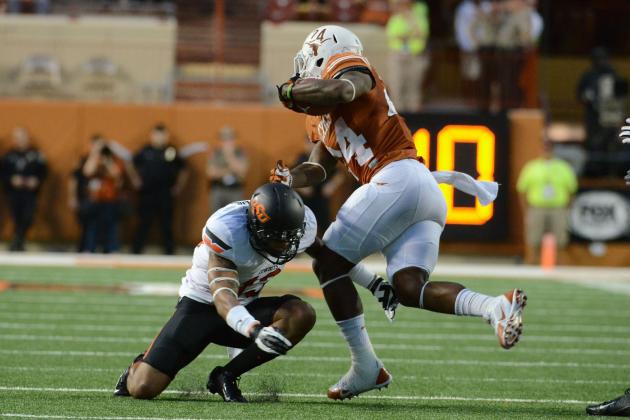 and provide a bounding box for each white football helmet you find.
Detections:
[293,25,363,79]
